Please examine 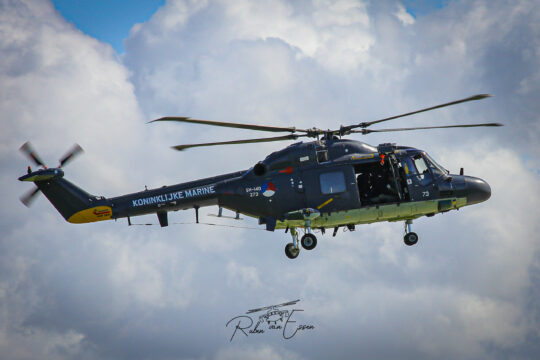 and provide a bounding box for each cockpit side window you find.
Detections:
[412,154,429,175]
[402,157,418,175]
